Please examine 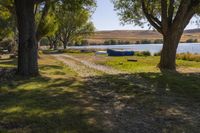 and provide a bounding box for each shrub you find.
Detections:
[110,40,117,45]
[154,51,162,56]
[0,39,16,53]
[135,41,140,44]
[58,49,80,53]
[38,50,43,55]
[10,54,17,59]
[81,40,89,45]
[40,37,49,46]
[154,39,163,44]
[186,39,198,43]
[140,39,152,44]
[135,51,151,56]
[117,40,130,44]
[176,53,200,62]
[104,40,117,45]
